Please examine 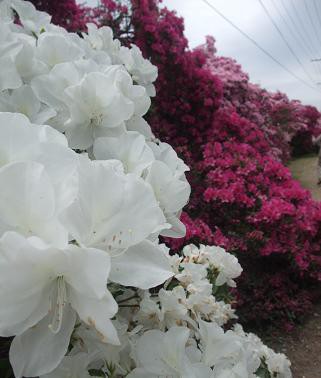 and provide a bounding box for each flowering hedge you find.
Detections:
[26,0,321,328]
[128,0,321,328]
[200,36,321,162]
[0,1,294,377]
